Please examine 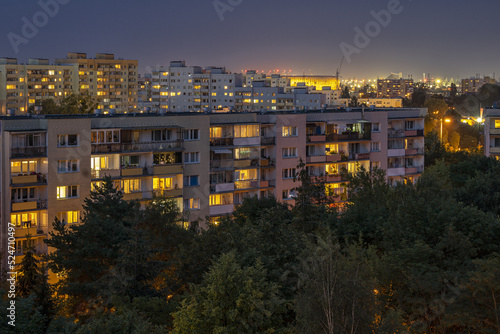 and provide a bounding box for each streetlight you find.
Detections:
[440,118,451,142]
